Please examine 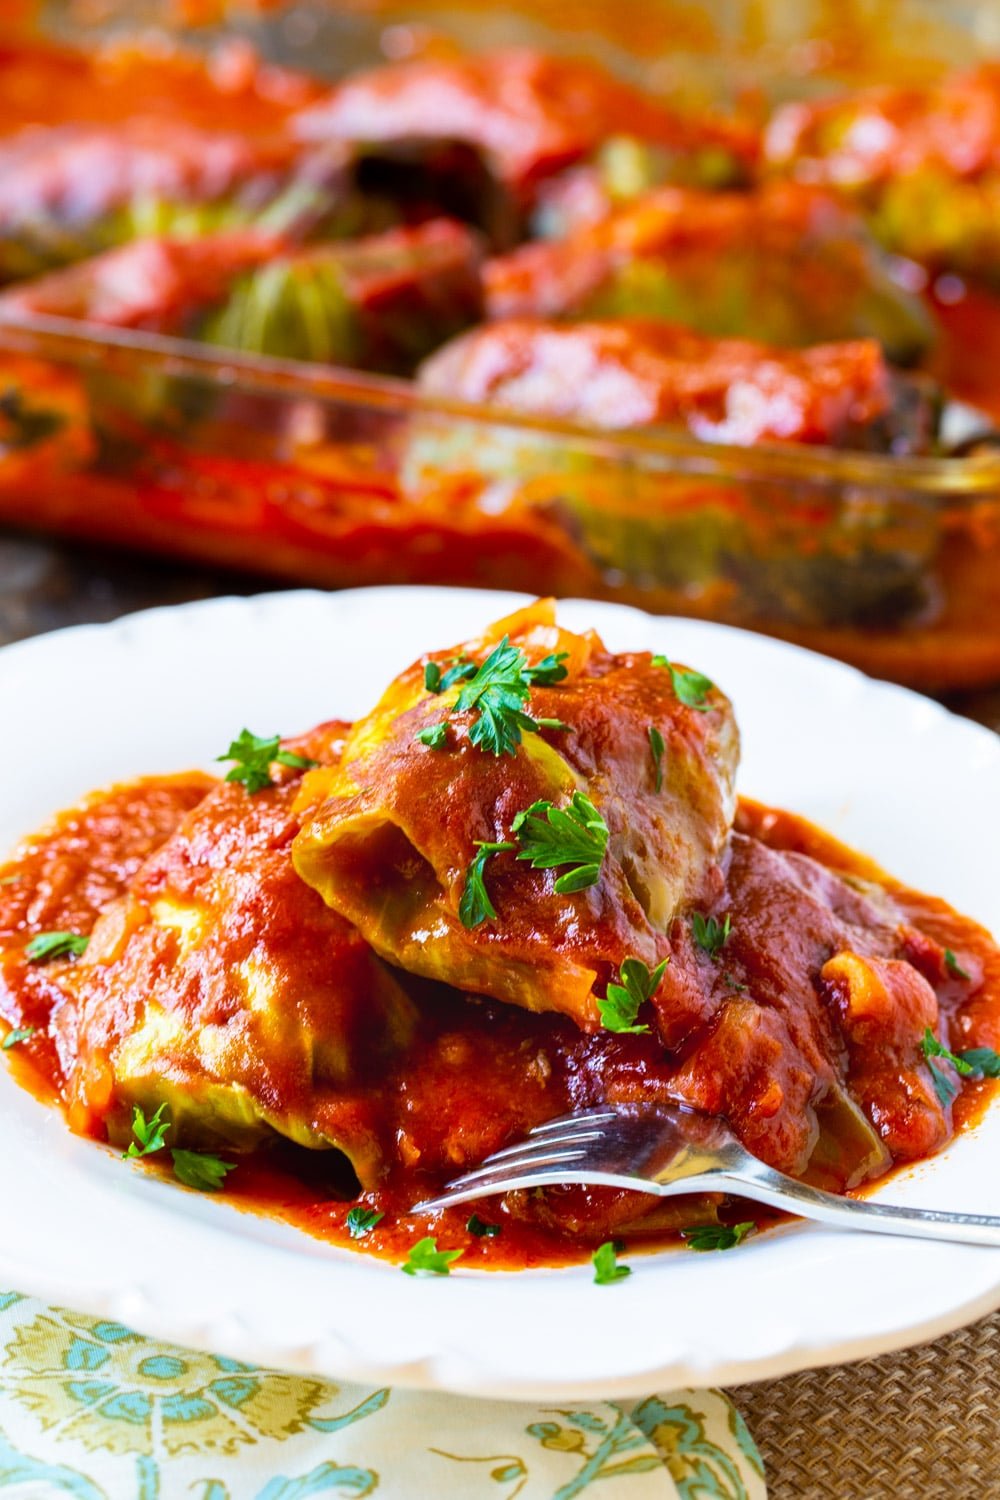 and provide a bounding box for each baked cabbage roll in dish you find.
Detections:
[529,131,754,240]
[292,600,738,1029]
[0,218,484,376]
[0,121,379,284]
[765,64,1000,282]
[407,319,942,632]
[485,183,935,367]
[293,49,757,243]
